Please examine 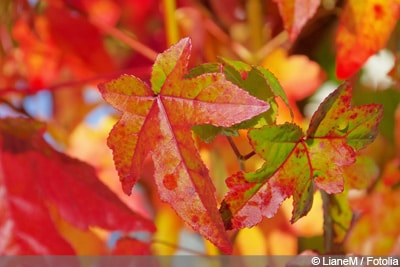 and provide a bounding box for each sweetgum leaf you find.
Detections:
[307,82,383,151]
[220,123,314,229]
[220,82,383,229]
[190,58,288,142]
[0,118,155,254]
[99,37,269,253]
[335,0,400,79]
